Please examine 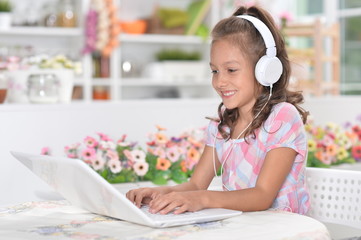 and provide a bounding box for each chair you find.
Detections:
[305,167,361,236]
